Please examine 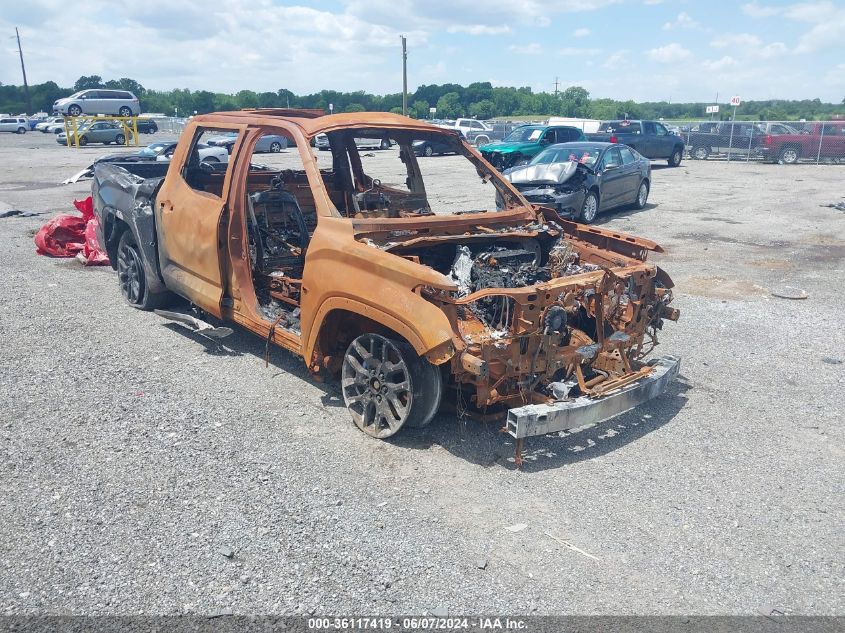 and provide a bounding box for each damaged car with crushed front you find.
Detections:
[91,110,680,464]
